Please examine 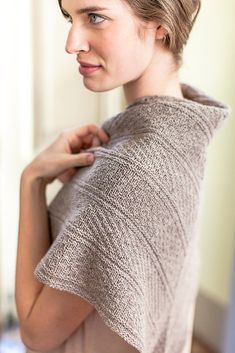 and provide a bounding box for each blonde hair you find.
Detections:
[58,0,201,69]
[123,0,201,69]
